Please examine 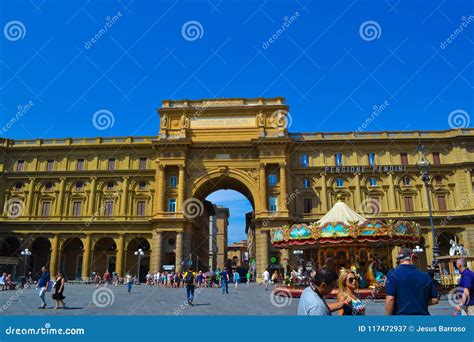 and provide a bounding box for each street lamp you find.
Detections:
[20,248,32,282]
[417,144,439,276]
[134,248,144,284]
